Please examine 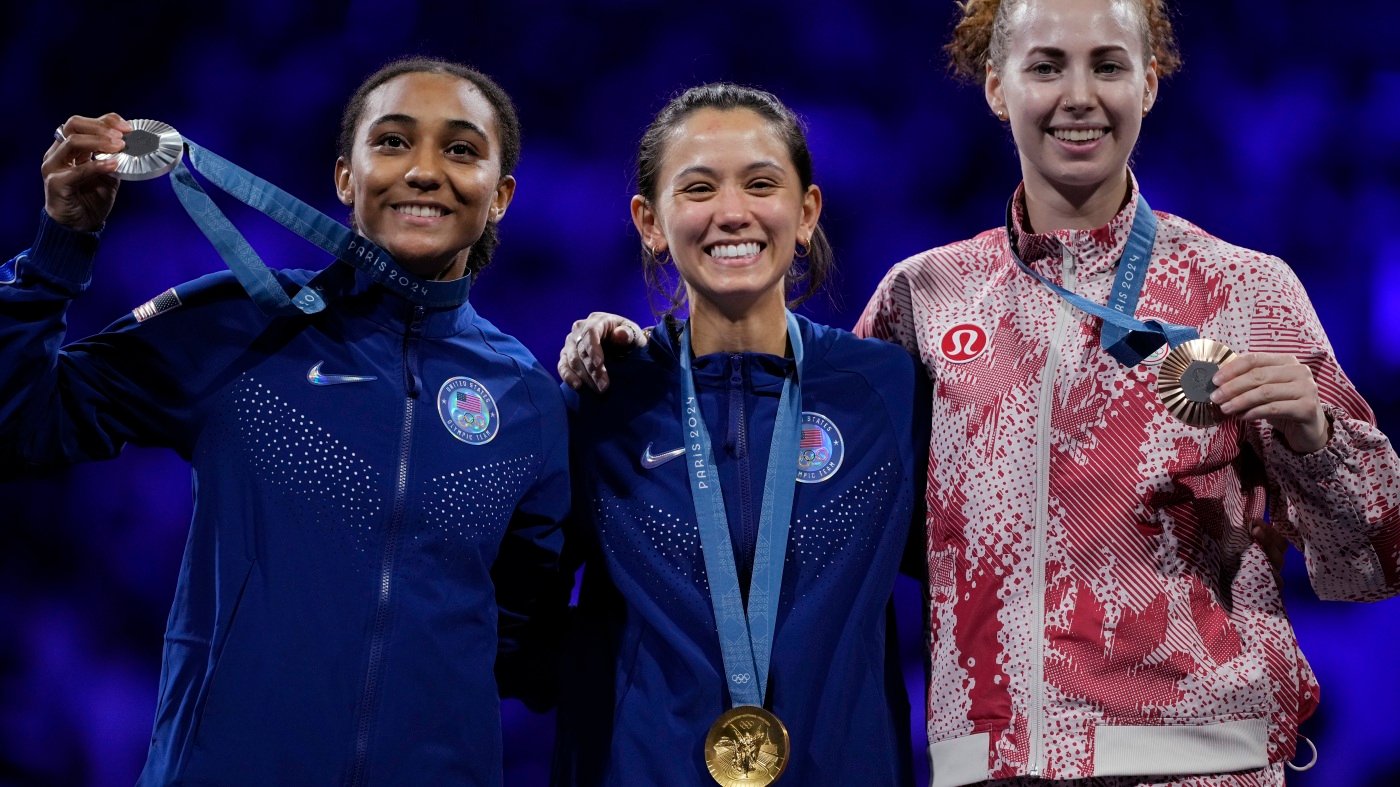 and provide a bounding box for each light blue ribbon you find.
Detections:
[679,312,802,708]
[166,139,472,315]
[1007,193,1197,366]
